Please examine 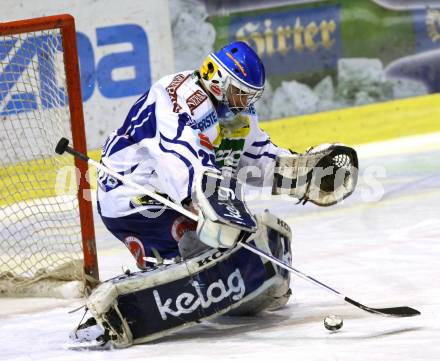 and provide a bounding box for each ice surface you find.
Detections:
[1,133,440,361]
